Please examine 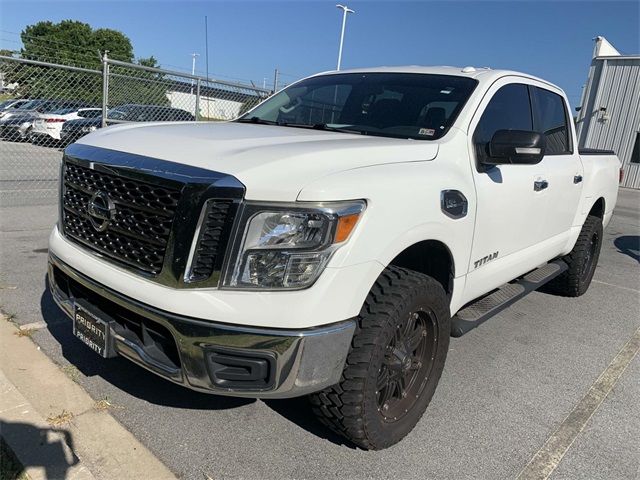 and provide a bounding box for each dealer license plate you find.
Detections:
[73,306,111,357]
